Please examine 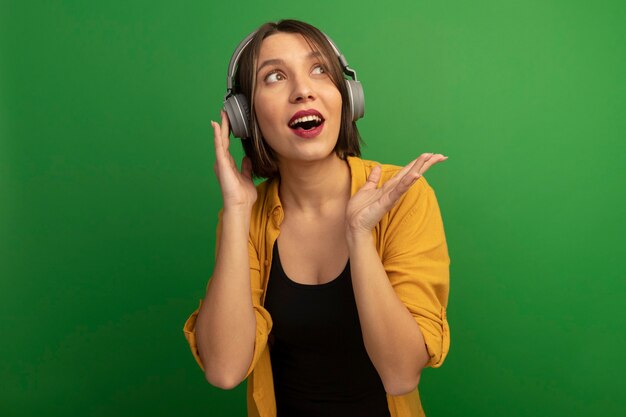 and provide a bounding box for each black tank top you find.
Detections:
[264,242,391,417]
